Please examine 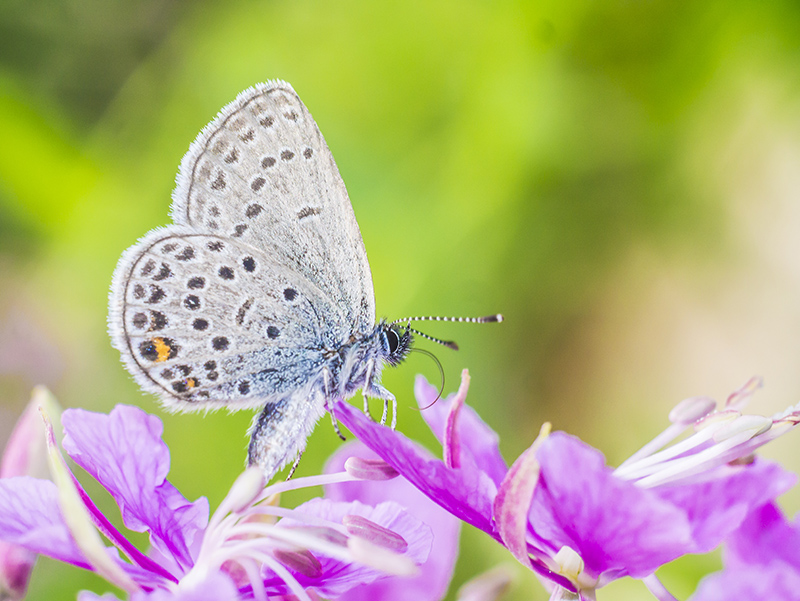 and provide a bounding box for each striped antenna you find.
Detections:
[391,314,504,325]
[407,327,459,351]
[392,314,504,351]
